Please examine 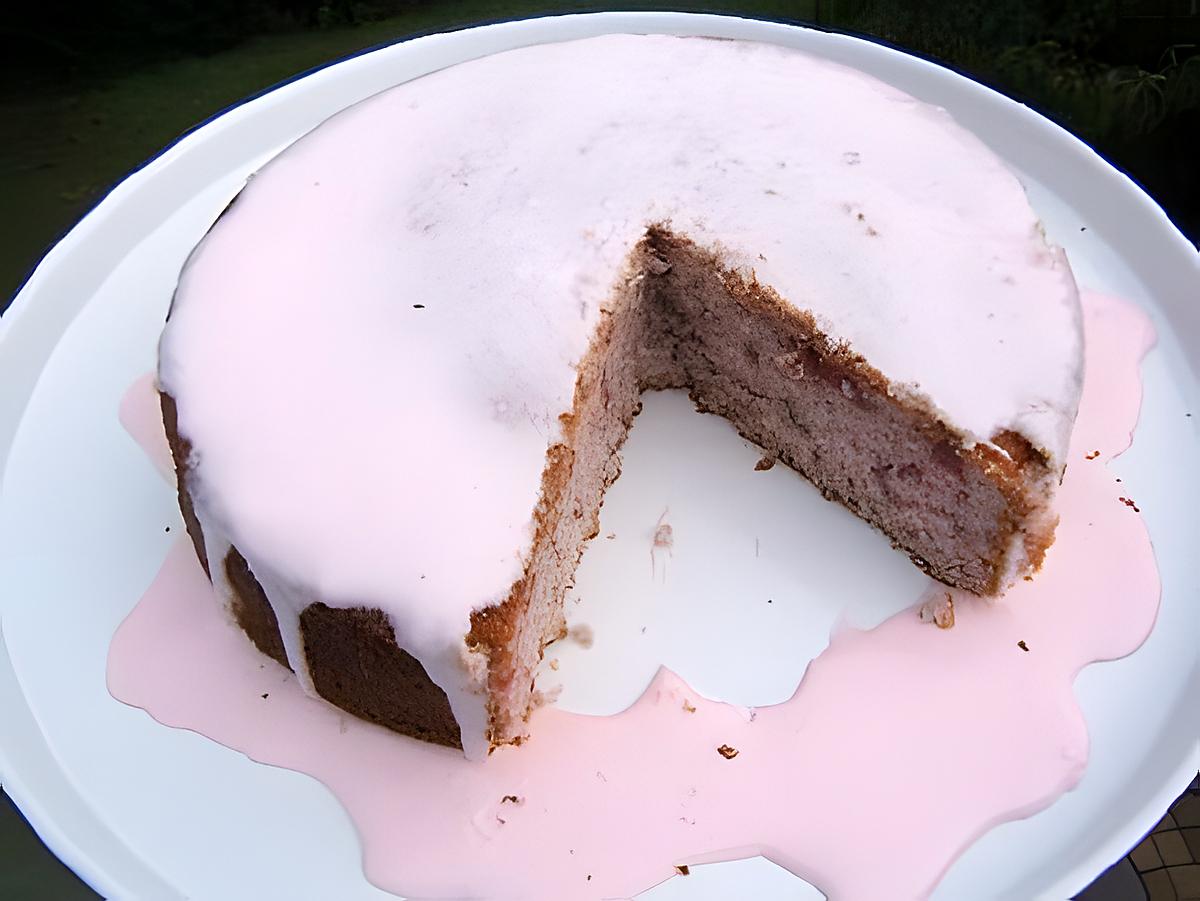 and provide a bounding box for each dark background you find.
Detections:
[1,1,1197,898]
